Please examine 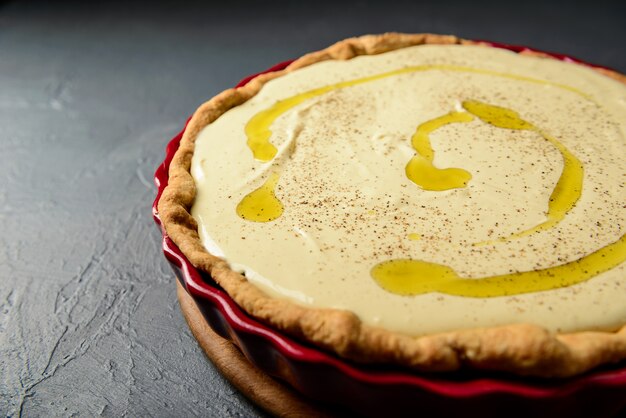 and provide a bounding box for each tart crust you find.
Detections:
[158,33,626,377]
